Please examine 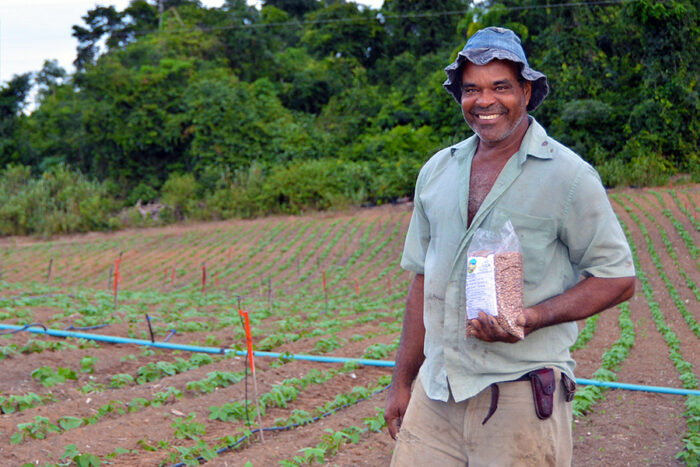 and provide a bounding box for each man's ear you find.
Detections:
[522,80,532,107]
